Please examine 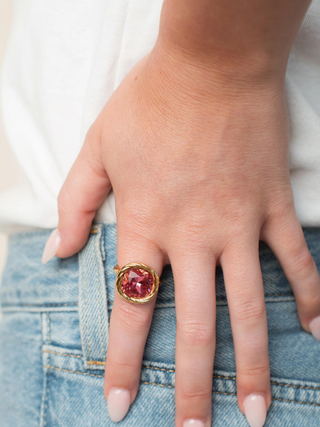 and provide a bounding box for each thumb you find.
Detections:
[42,124,112,263]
